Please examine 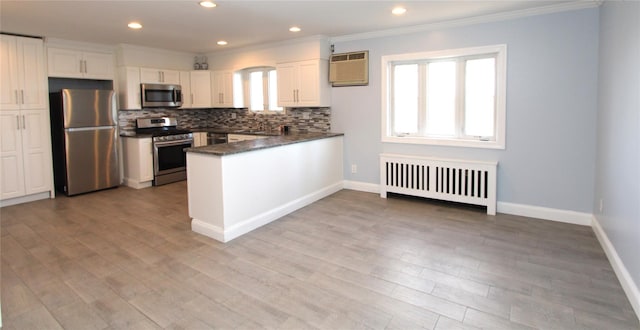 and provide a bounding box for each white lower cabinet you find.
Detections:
[193,132,207,147]
[122,137,154,189]
[0,110,53,201]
